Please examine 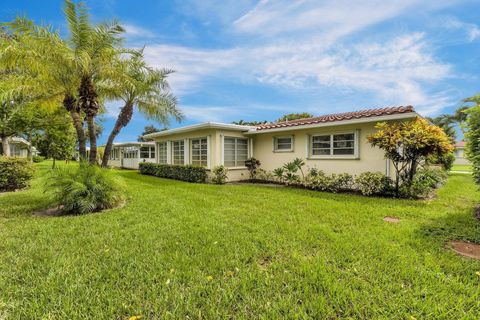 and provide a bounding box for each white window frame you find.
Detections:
[308,130,359,159]
[222,136,249,168]
[273,135,294,152]
[157,142,168,164]
[190,137,209,167]
[171,140,185,165]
